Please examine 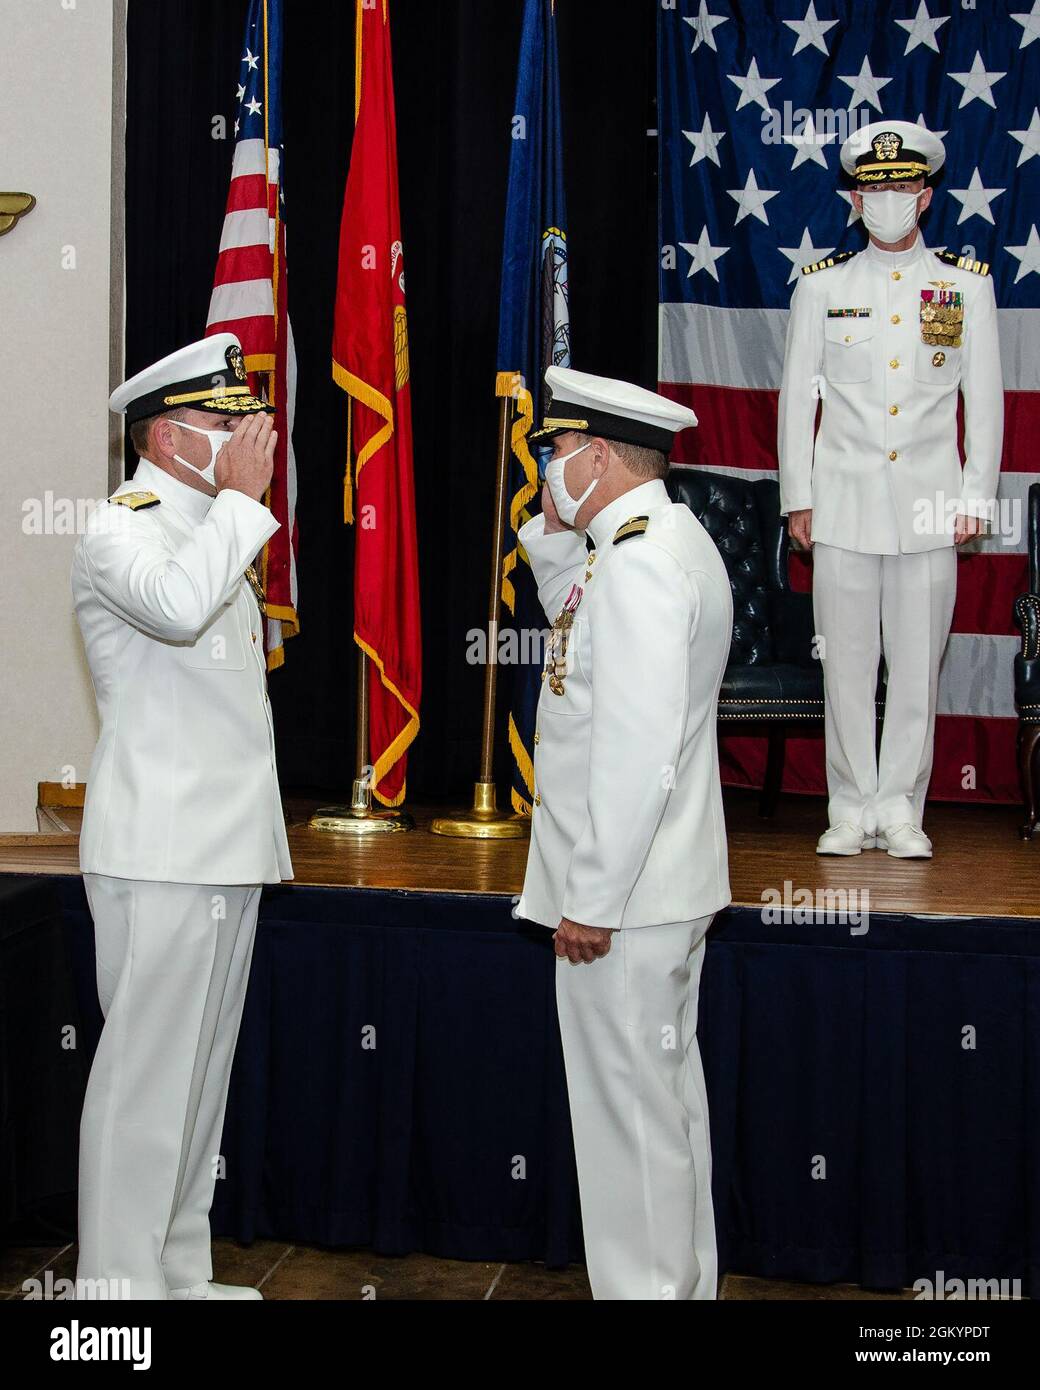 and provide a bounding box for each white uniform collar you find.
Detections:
[584,477,670,552]
[862,230,928,273]
[130,456,216,526]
